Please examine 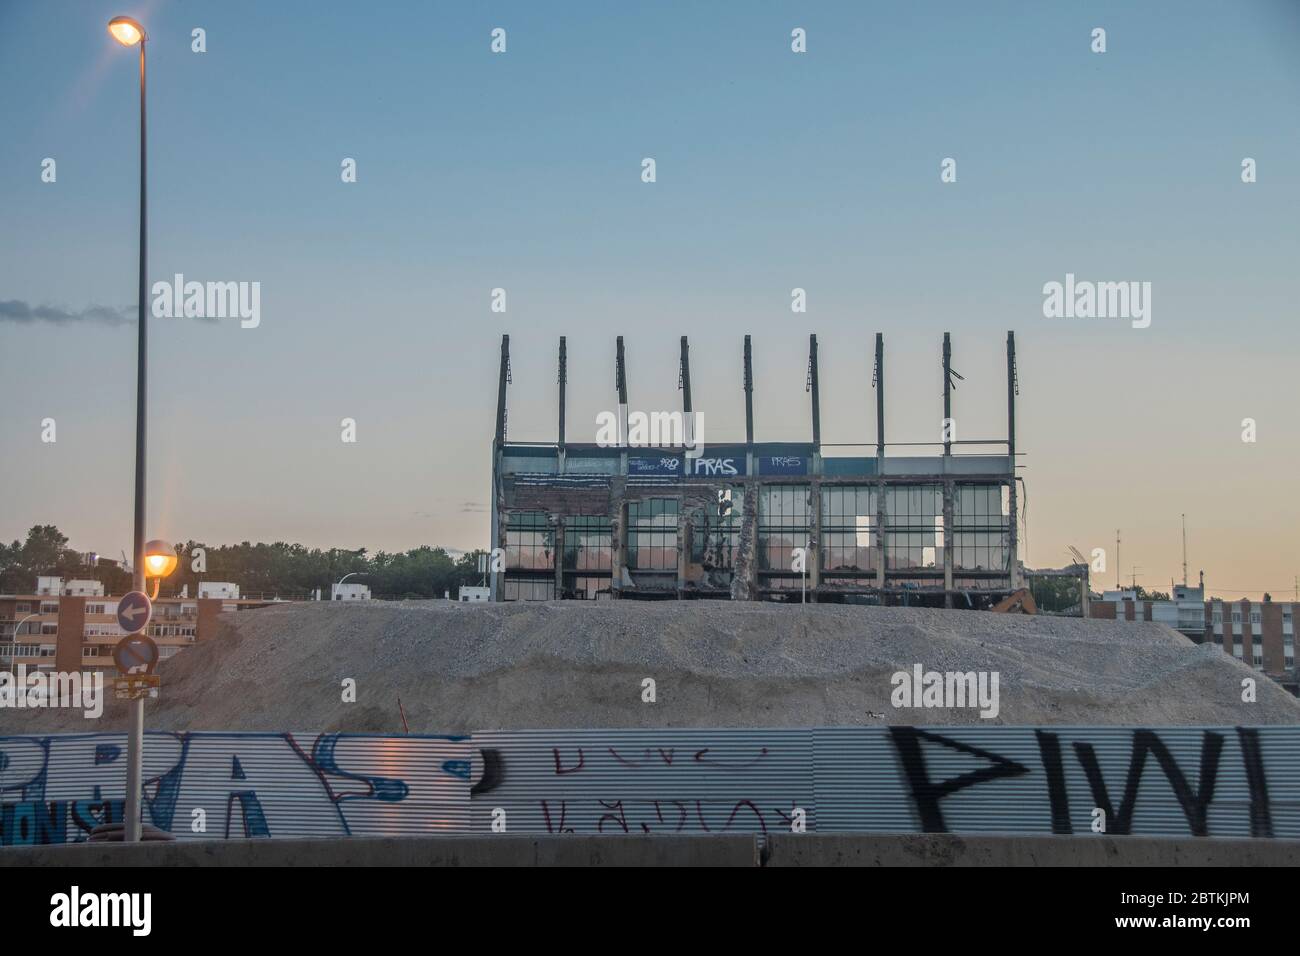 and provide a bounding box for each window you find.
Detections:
[628,499,678,571]
[41,623,57,635]
[758,485,811,577]
[821,486,876,573]
[1232,610,1242,623]
[86,604,106,615]
[1252,649,1263,669]
[1250,611,1261,624]
[505,511,554,570]
[501,578,555,601]
[83,646,99,657]
[951,484,1009,572]
[564,516,613,572]
[41,603,58,615]
[16,603,30,614]
[885,485,943,570]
